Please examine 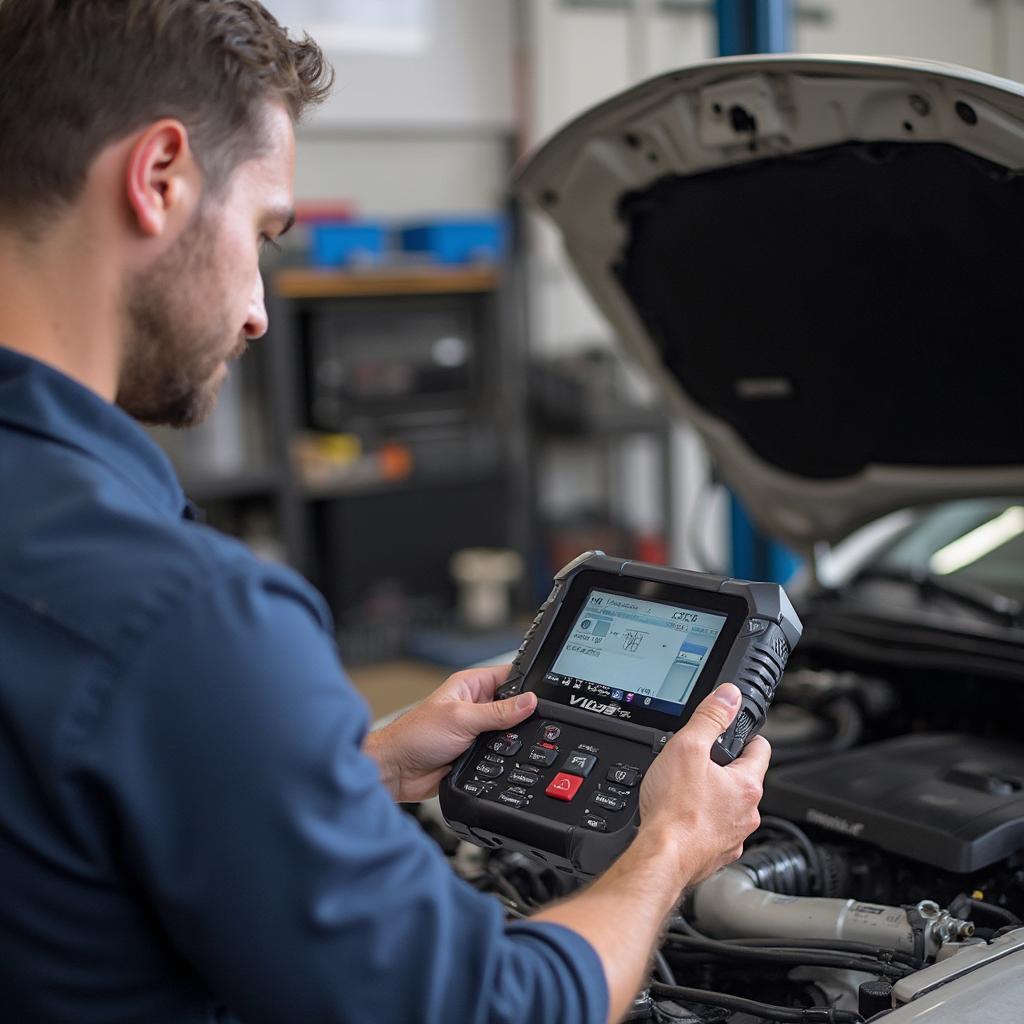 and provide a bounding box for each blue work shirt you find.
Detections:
[0,346,608,1024]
